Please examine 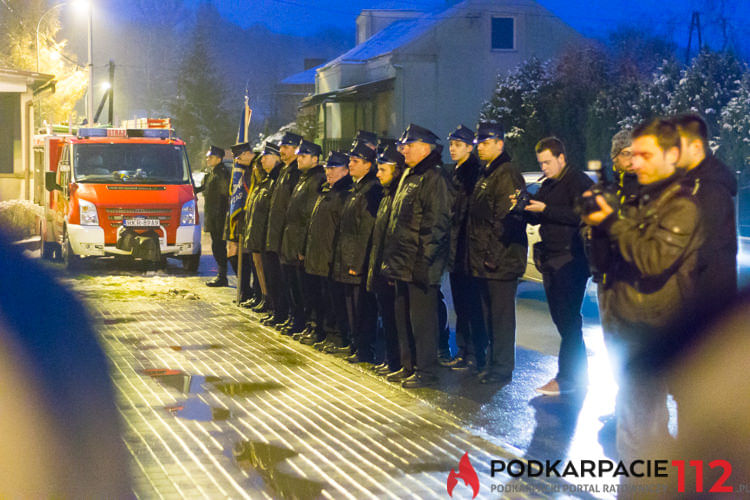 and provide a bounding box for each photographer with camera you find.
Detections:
[581,117,704,466]
[514,137,593,396]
